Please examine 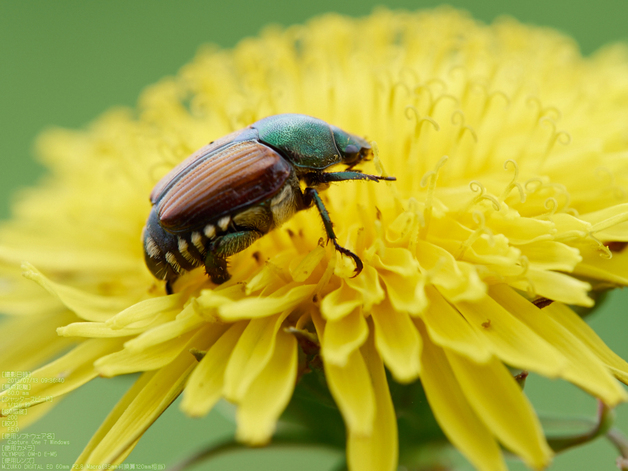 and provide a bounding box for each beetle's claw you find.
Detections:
[332,239,363,278]
[165,280,174,295]
[350,256,364,278]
